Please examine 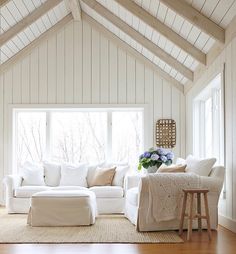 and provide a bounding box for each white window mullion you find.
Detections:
[107,111,112,162]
